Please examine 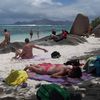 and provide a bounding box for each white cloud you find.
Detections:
[72,0,100,16]
[31,0,62,6]
[0,0,100,23]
